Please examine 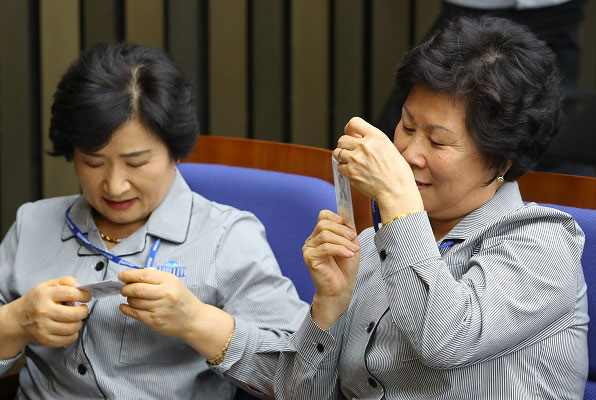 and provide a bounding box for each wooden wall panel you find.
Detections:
[332,0,365,143]
[208,0,248,137]
[168,0,209,133]
[415,0,442,43]
[370,0,409,121]
[40,0,80,198]
[125,0,164,48]
[290,0,330,148]
[5,0,594,229]
[82,0,121,47]
[0,0,39,236]
[252,0,286,142]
